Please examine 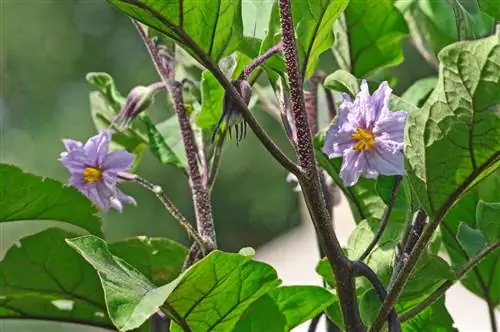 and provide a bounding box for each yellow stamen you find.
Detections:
[83,167,102,183]
[351,128,375,151]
